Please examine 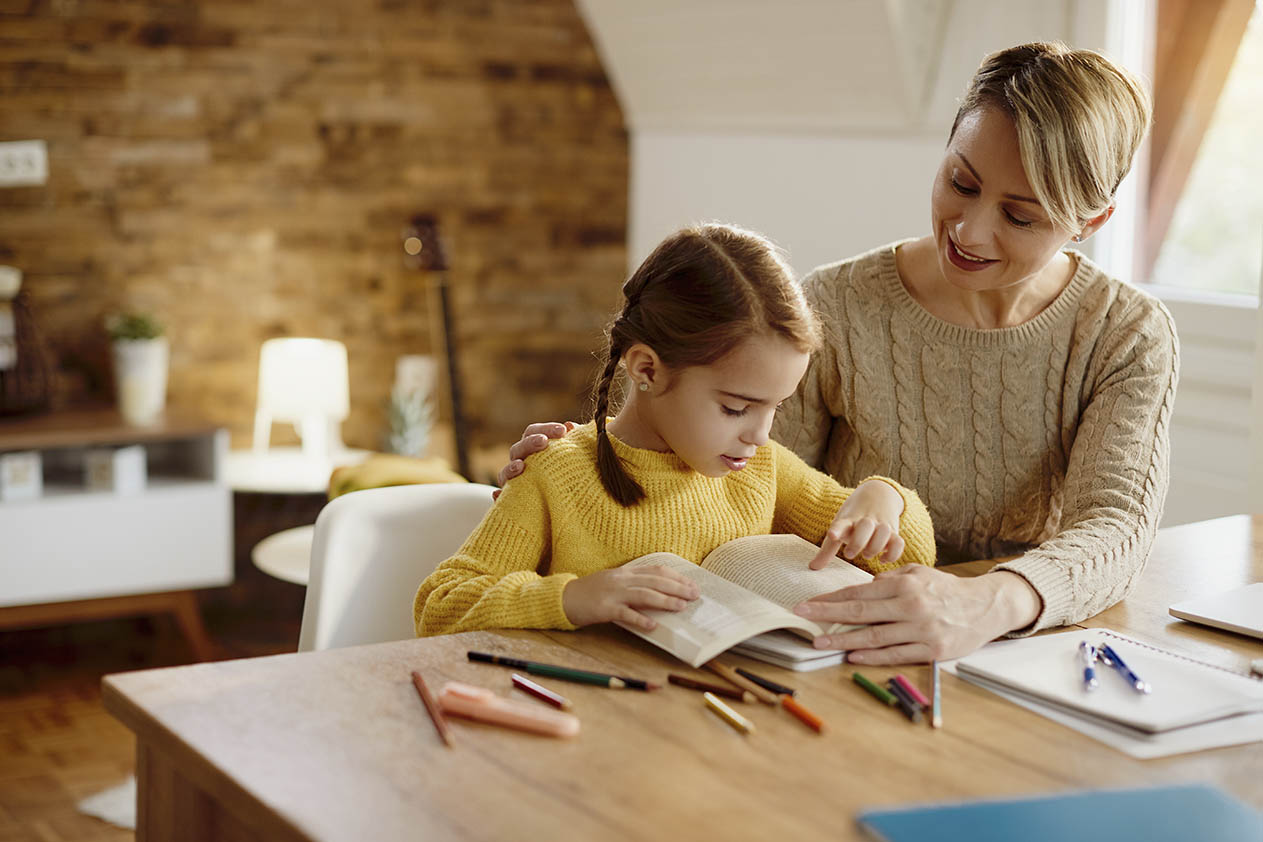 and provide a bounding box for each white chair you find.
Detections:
[298,482,496,651]
[253,337,350,461]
